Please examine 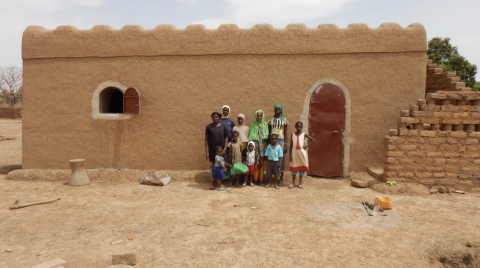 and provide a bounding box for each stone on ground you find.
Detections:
[351,180,368,188]
[112,253,136,266]
[367,167,384,180]
[32,258,67,268]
